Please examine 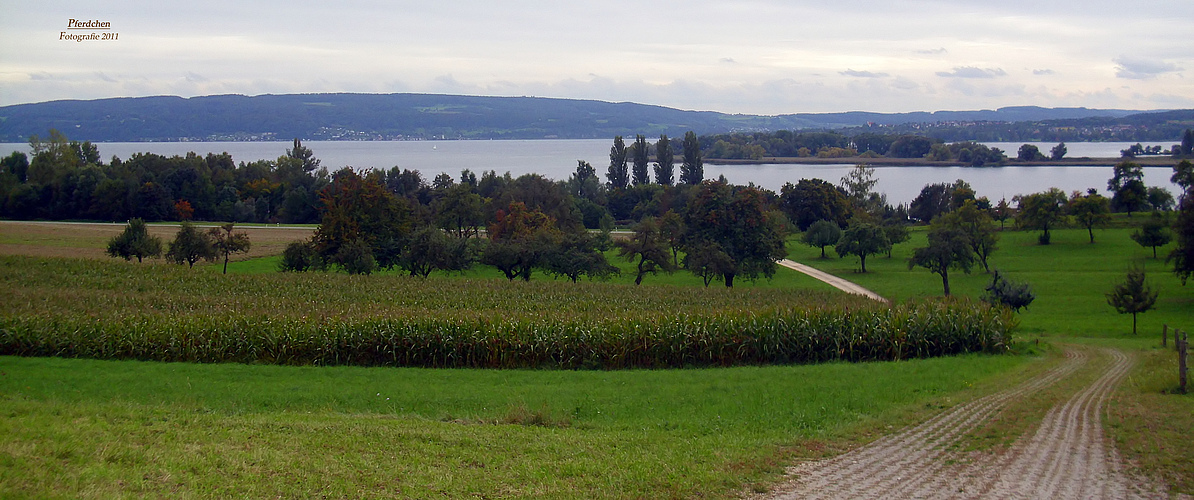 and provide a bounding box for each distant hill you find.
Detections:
[0,93,1178,142]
